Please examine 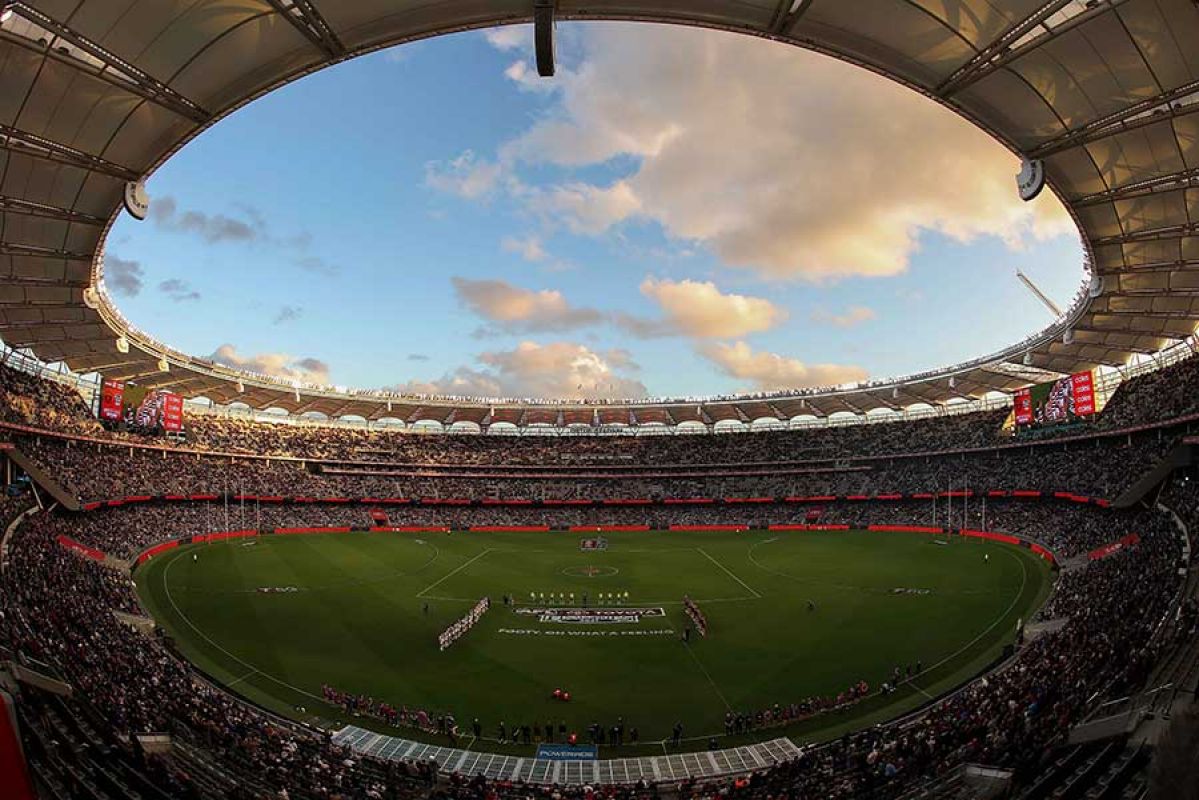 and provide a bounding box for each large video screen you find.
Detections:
[1013,371,1096,428]
[97,380,184,434]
